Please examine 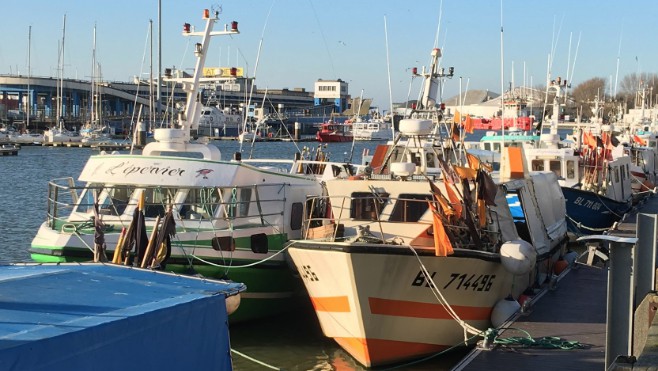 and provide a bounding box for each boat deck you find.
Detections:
[455,194,658,370]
